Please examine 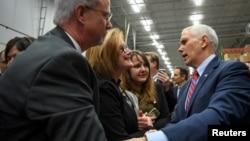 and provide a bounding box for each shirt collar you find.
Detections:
[197,54,216,76]
[65,32,82,53]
